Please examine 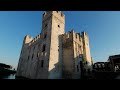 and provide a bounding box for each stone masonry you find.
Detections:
[16,11,92,79]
